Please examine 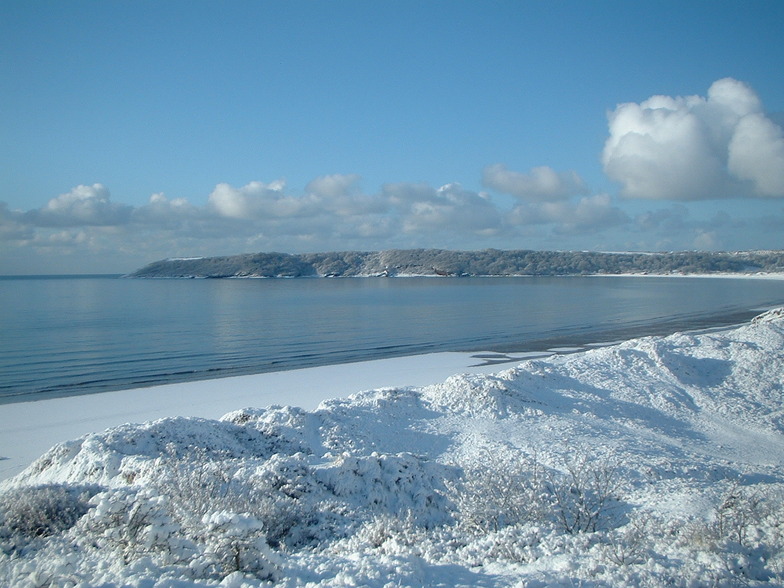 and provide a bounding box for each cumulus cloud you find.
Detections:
[508,193,628,235]
[23,184,132,227]
[307,175,387,217]
[625,201,780,252]
[207,180,297,219]
[482,164,589,201]
[305,174,361,198]
[728,112,784,195]
[207,176,387,221]
[0,203,33,241]
[1,174,636,273]
[6,156,781,273]
[46,229,91,246]
[132,193,201,227]
[693,230,720,250]
[384,182,502,235]
[603,78,784,200]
